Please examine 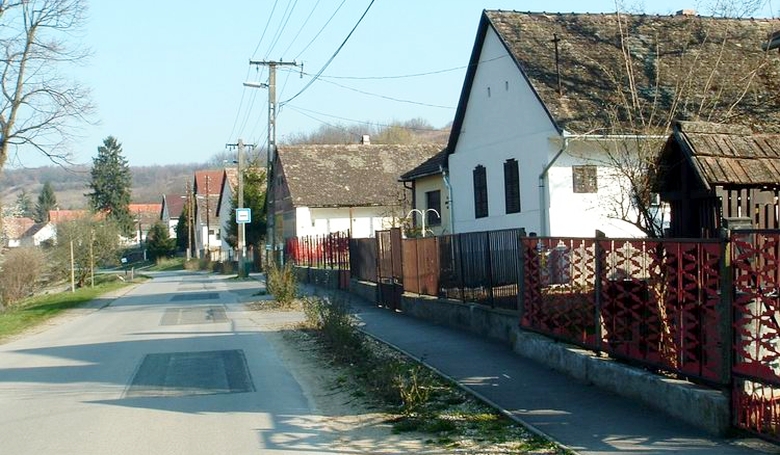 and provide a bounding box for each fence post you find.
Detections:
[486,231,495,308]
[458,234,466,303]
[594,230,606,352]
[718,229,734,388]
[517,232,526,322]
